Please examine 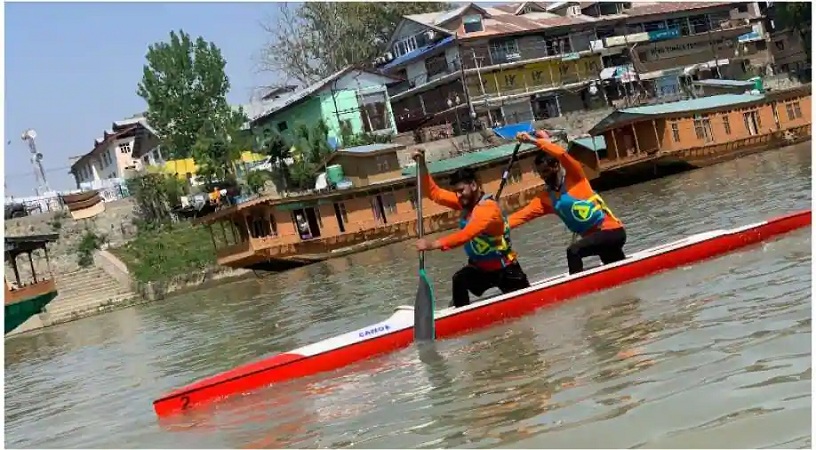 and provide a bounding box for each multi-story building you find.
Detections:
[761,1,811,77]
[69,116,157,188]
[377,1,773,134]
